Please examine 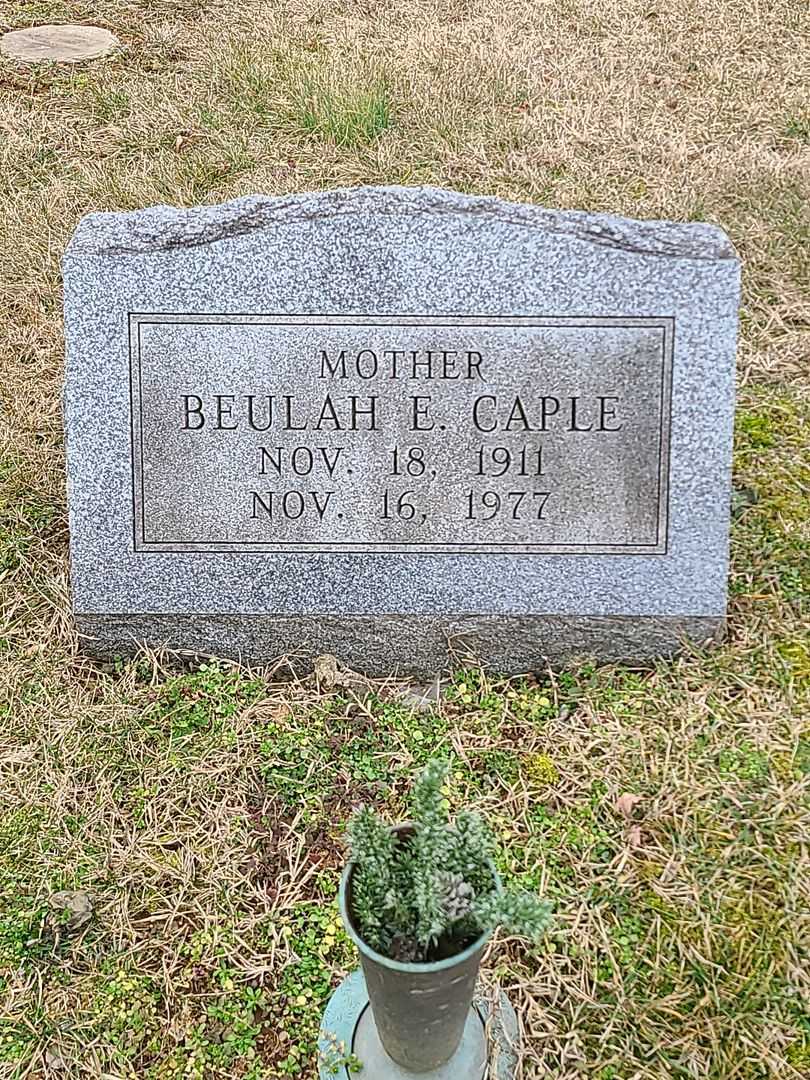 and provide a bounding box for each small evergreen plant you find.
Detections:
[346,760,552,962]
